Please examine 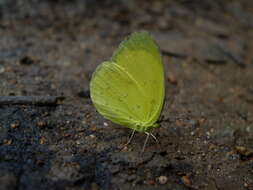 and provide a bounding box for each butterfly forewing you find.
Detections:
[112,32,165,127]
